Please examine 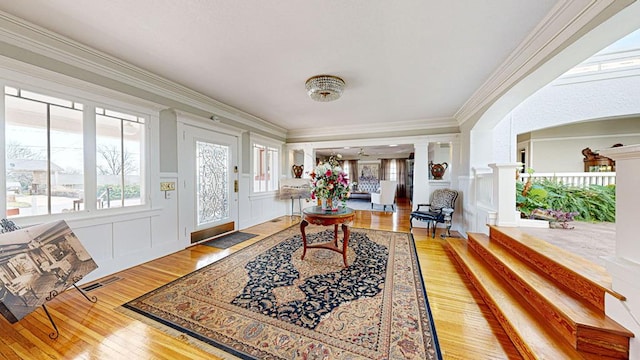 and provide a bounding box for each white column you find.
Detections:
[599,145,640,360]
[412,140,430,212]
[600,145,640,262]
[488,163,520,227]
[302,144,315,178]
